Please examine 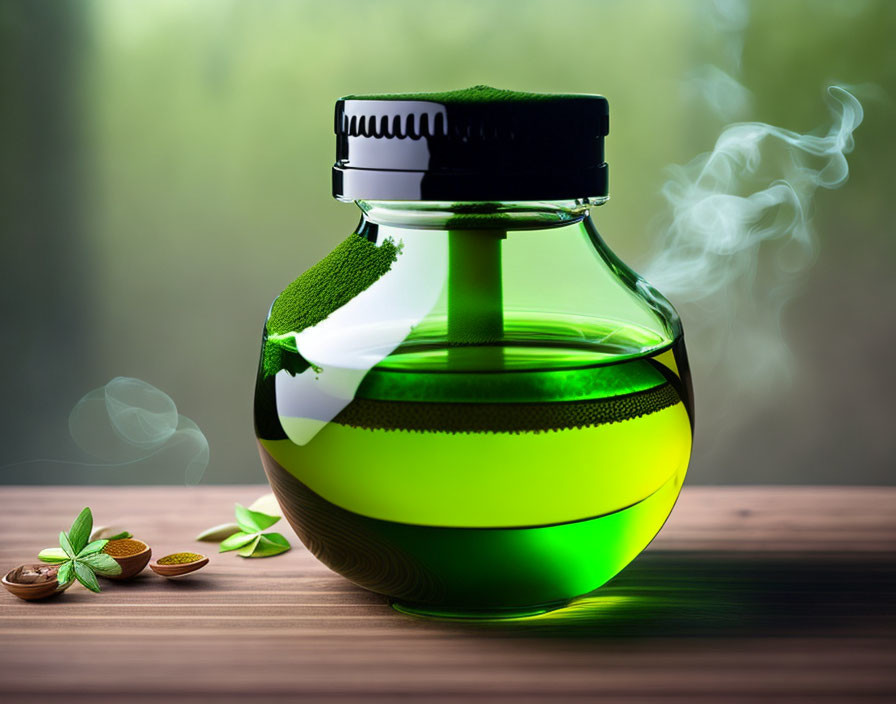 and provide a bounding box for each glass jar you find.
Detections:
[254,87,693,619]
